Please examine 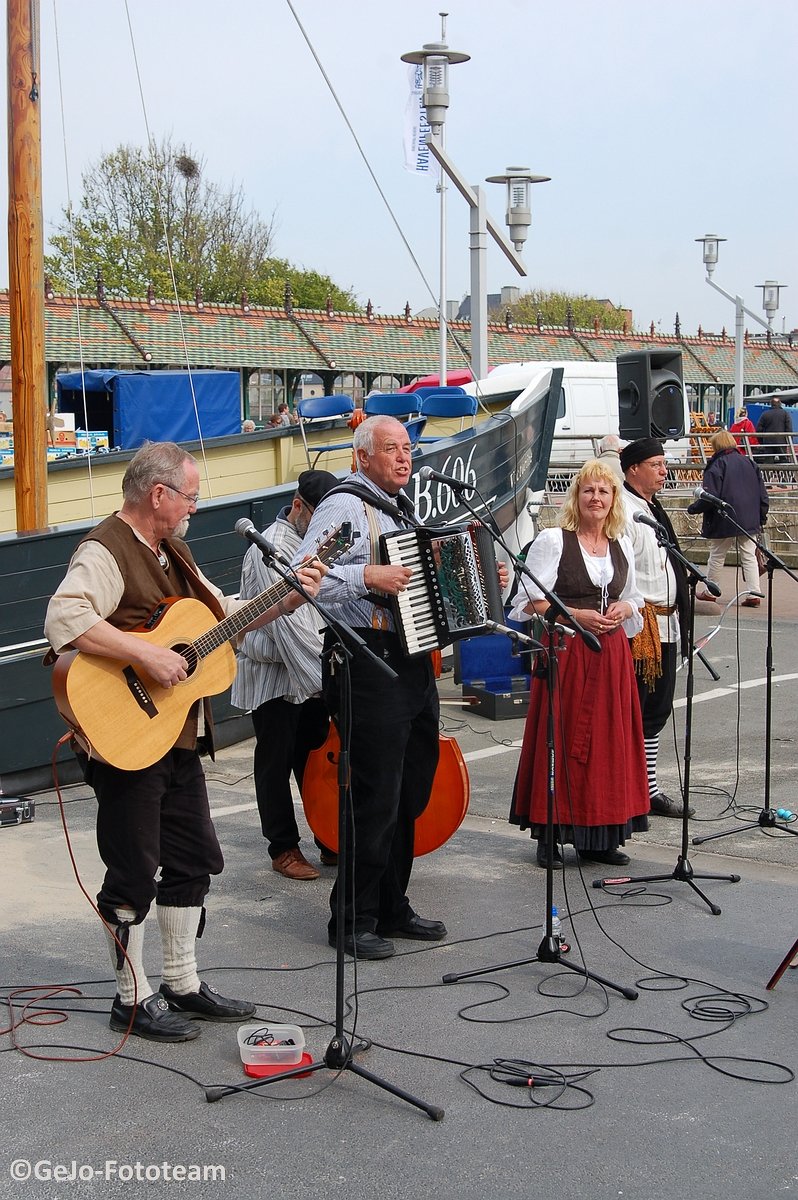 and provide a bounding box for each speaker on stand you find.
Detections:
[617,350,685,440]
